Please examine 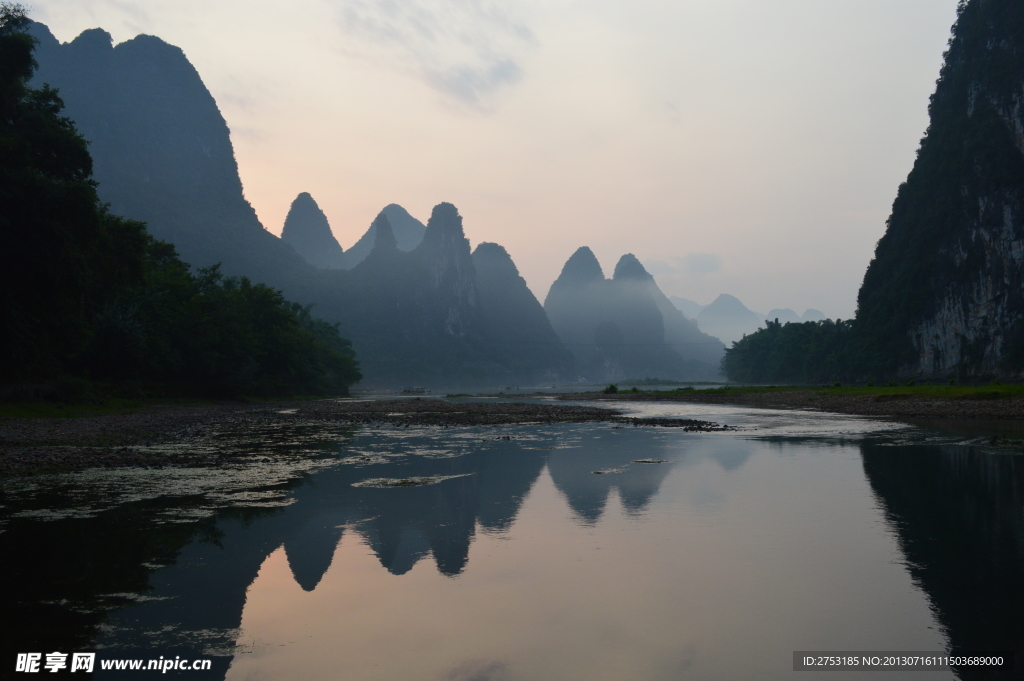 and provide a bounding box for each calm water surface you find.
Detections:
[1,399,1022,680]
